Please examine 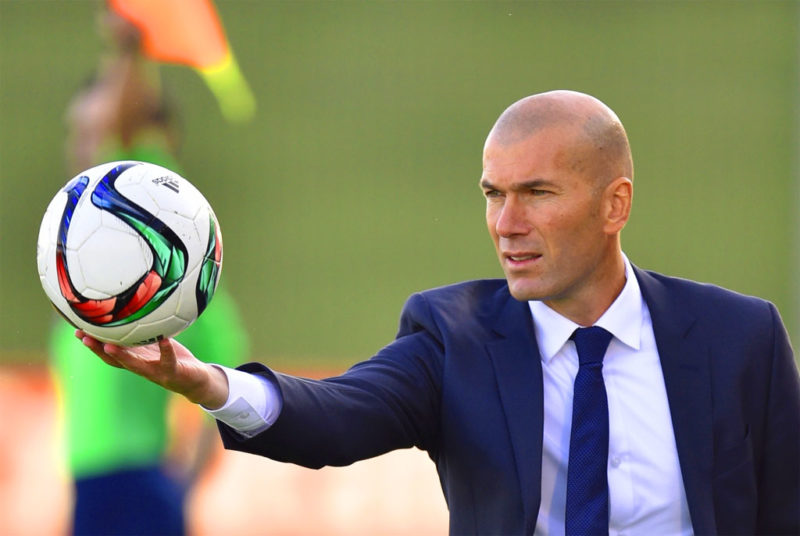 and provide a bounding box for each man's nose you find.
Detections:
[495,197,530,237]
